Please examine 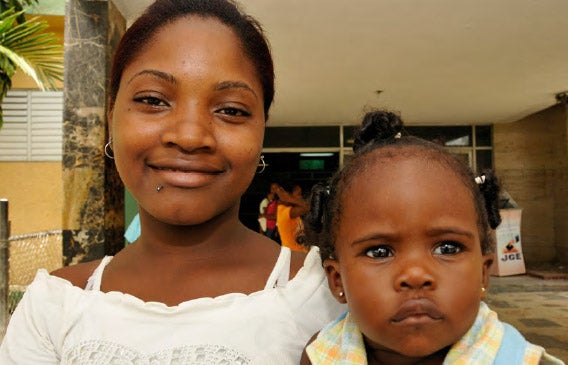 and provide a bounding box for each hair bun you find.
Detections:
[353,110,404,152]
[305,183,329,234]
[477,169,502,229]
